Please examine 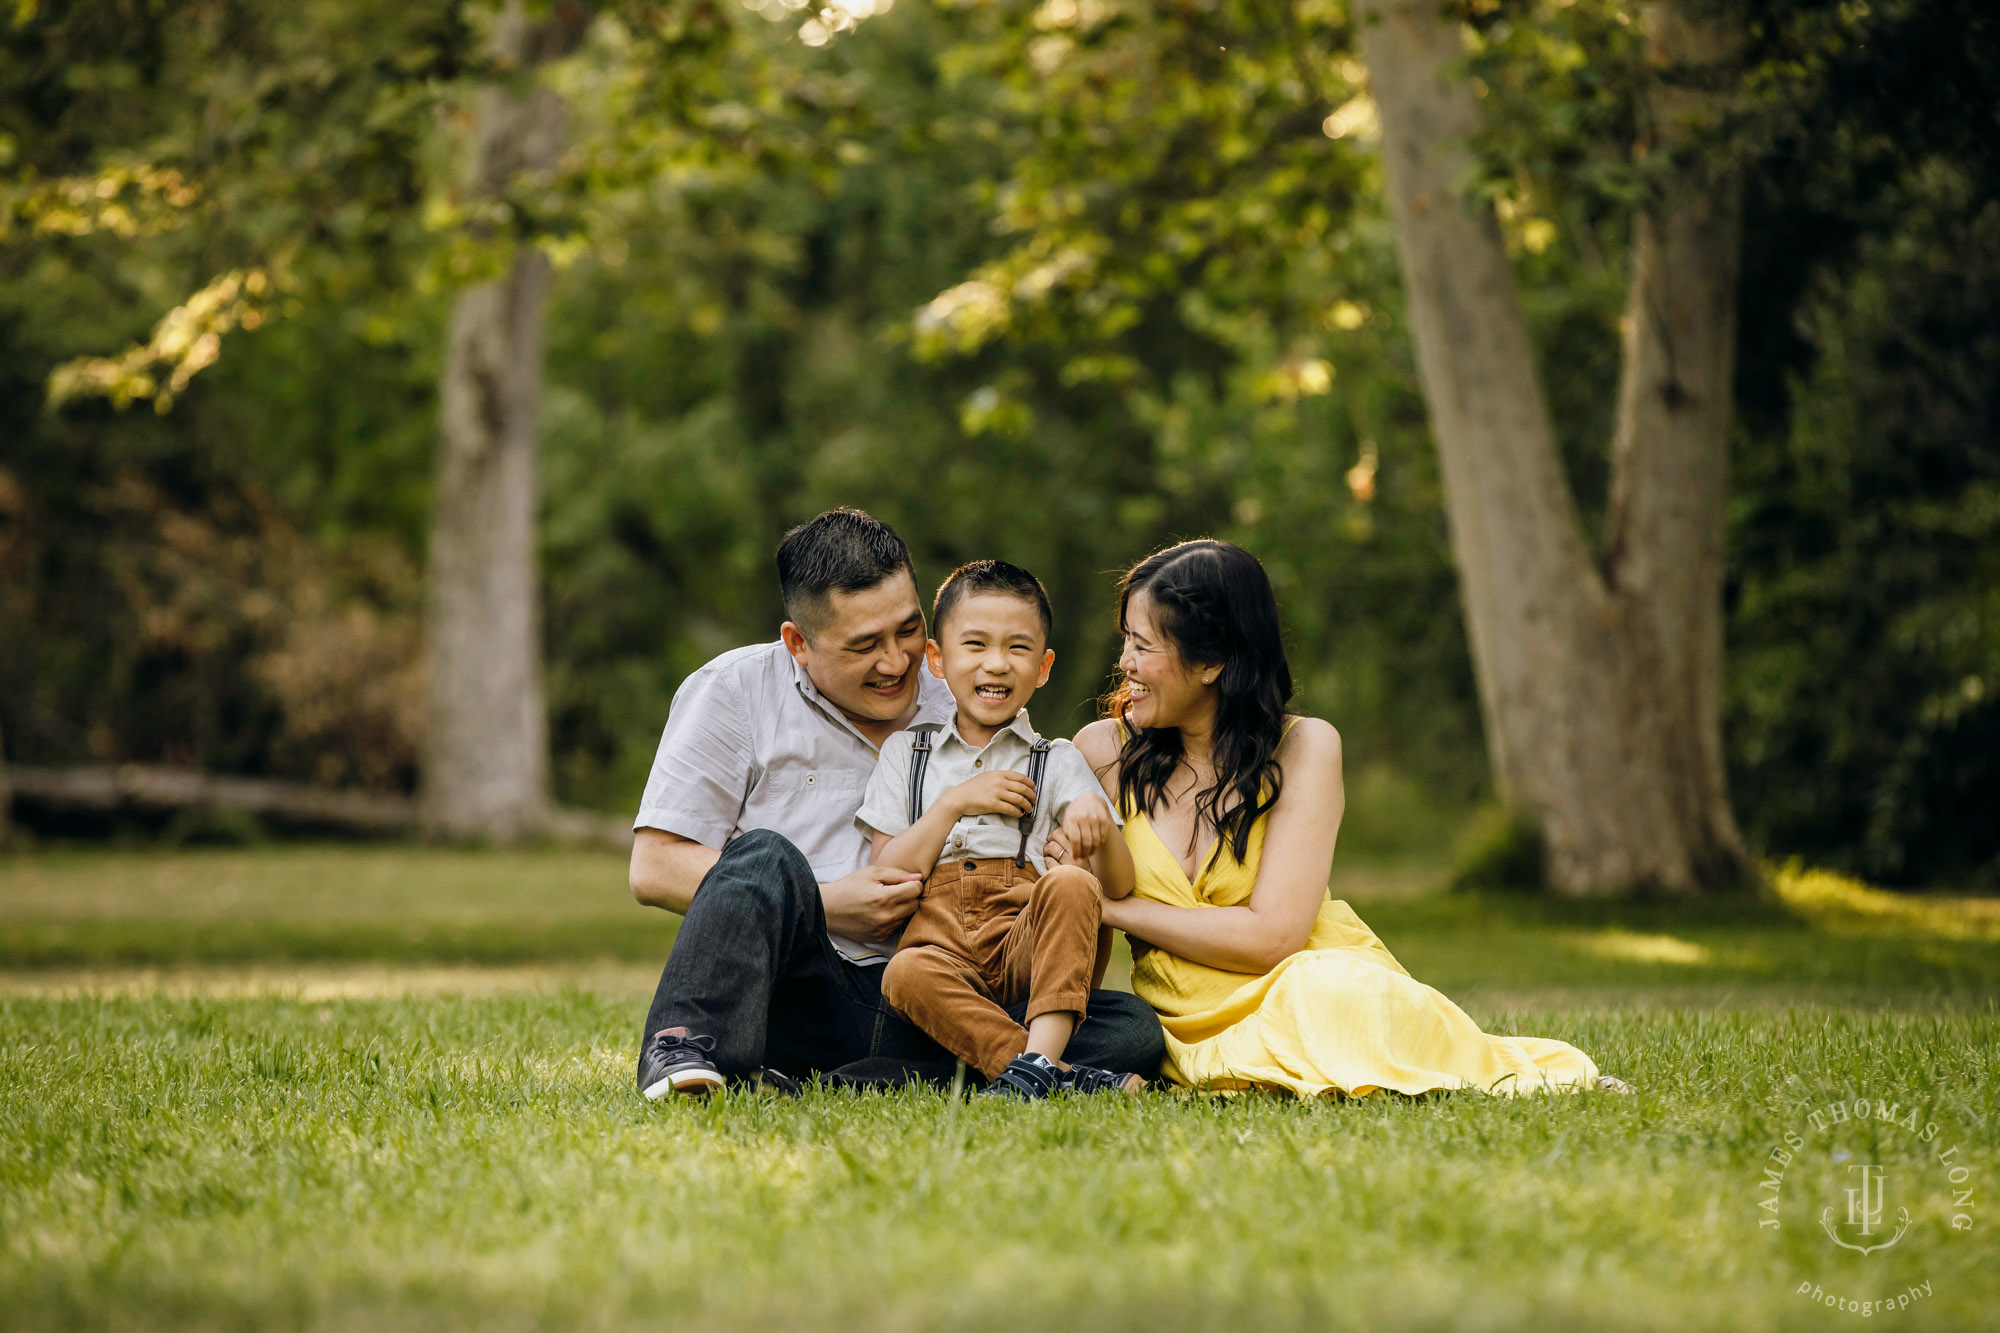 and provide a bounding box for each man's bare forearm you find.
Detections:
[629,828,722,913]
